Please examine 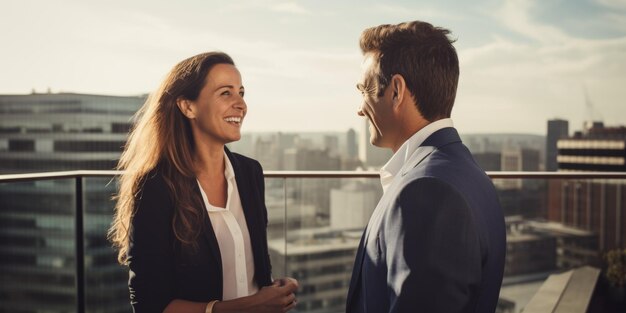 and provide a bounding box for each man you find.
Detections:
[346,21,506,313]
